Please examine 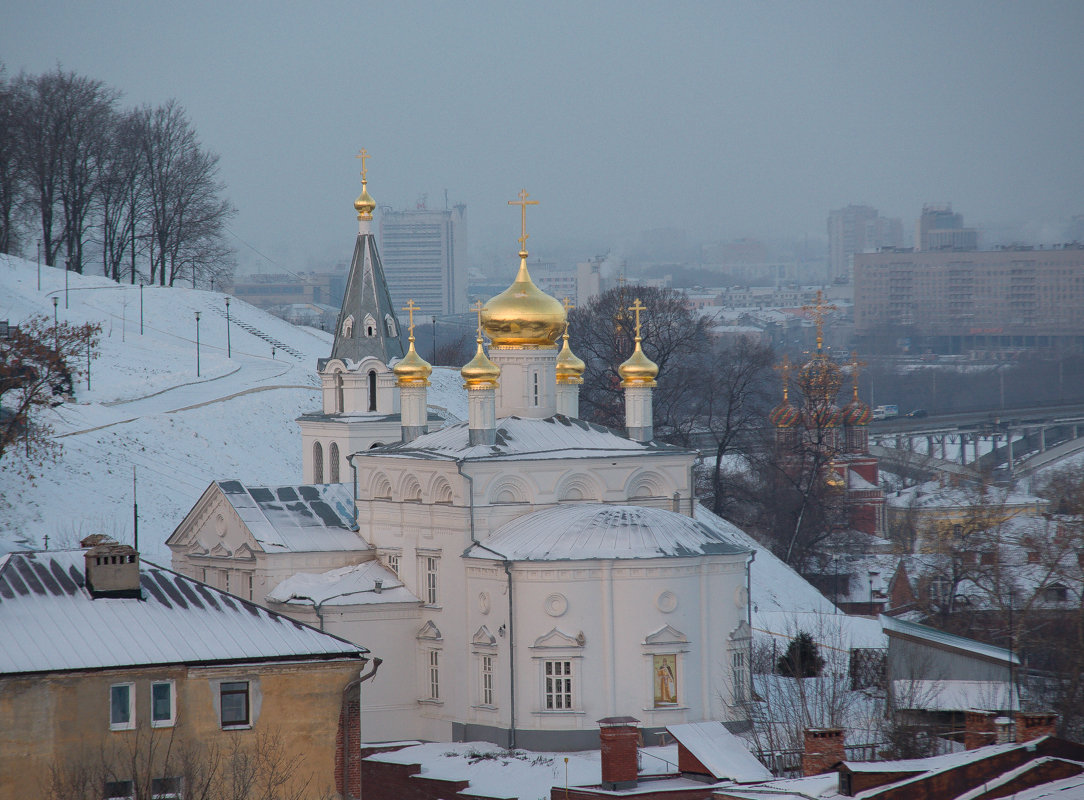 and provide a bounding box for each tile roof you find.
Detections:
[0,550,367,675]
